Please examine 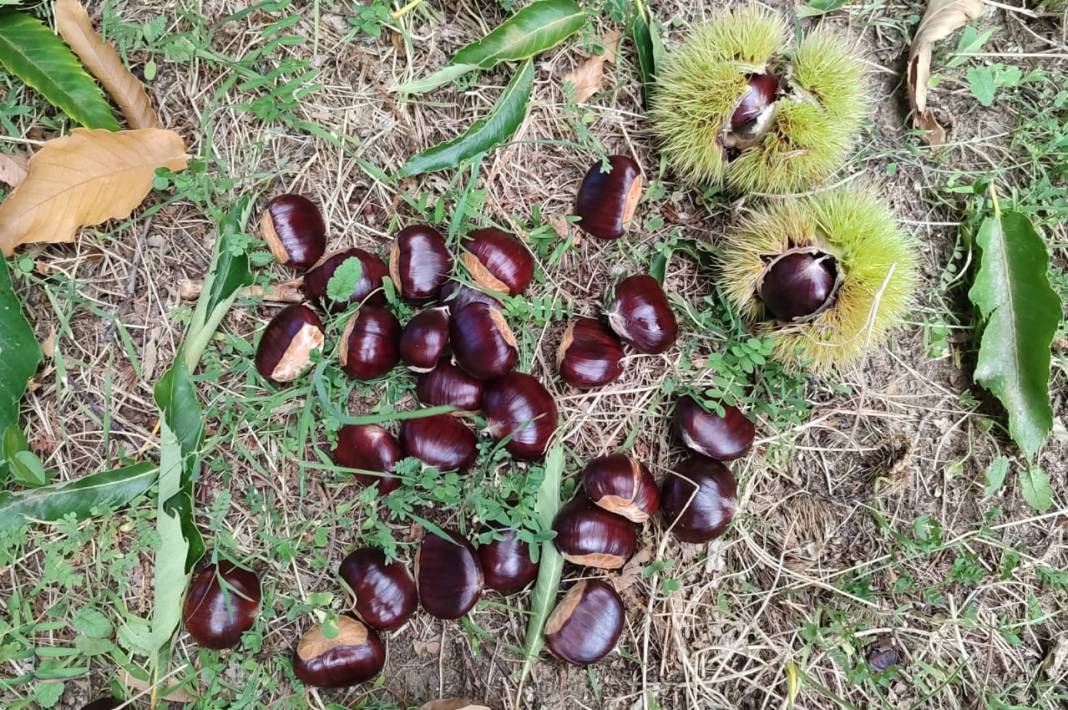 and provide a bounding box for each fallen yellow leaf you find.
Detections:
[0,153,28,188]
[564,30,621,103]
[0,128,188,255]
